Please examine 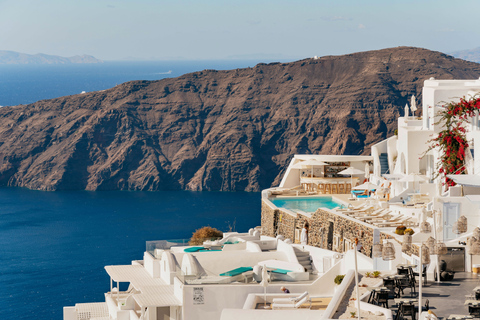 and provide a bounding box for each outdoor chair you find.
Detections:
[400,303,416,320]
[395,277,413,297]
[412,266,427,286]
[383,278,396,297]
[469,305,480,317]
[373,291,390,308]
[476,290,480,300]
